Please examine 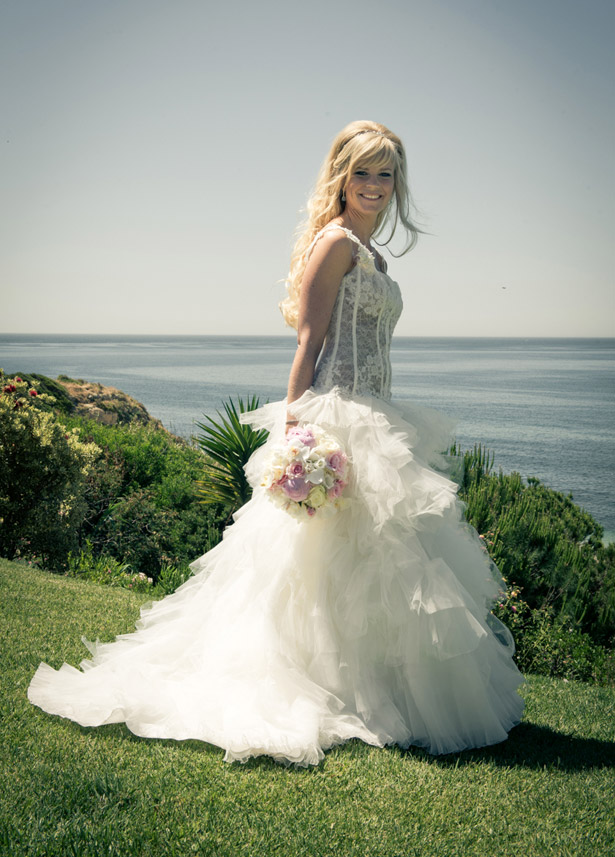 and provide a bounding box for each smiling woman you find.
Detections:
[280,120,421,330]
[28,121,525,767]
